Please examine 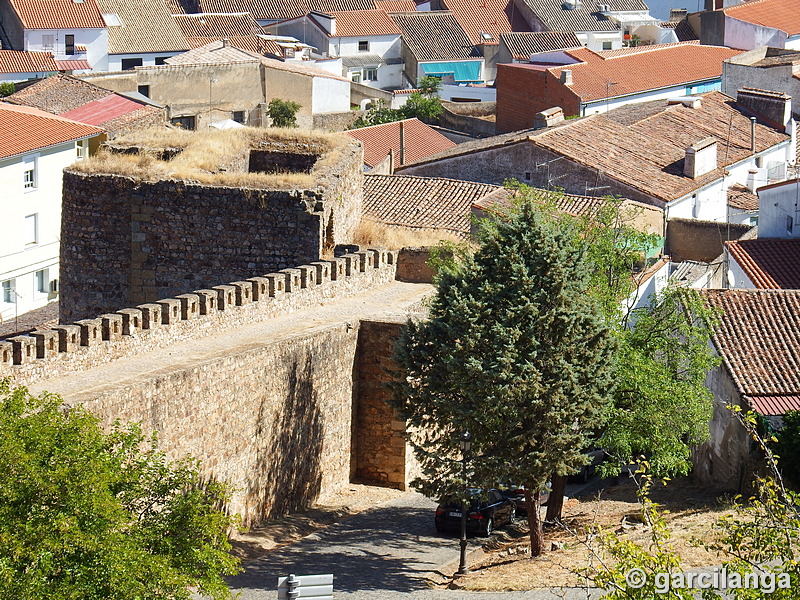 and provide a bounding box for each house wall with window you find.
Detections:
[756,179,800,239]
[107,51,183,72]
[22,28,109,71]
[0,142,87,322]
